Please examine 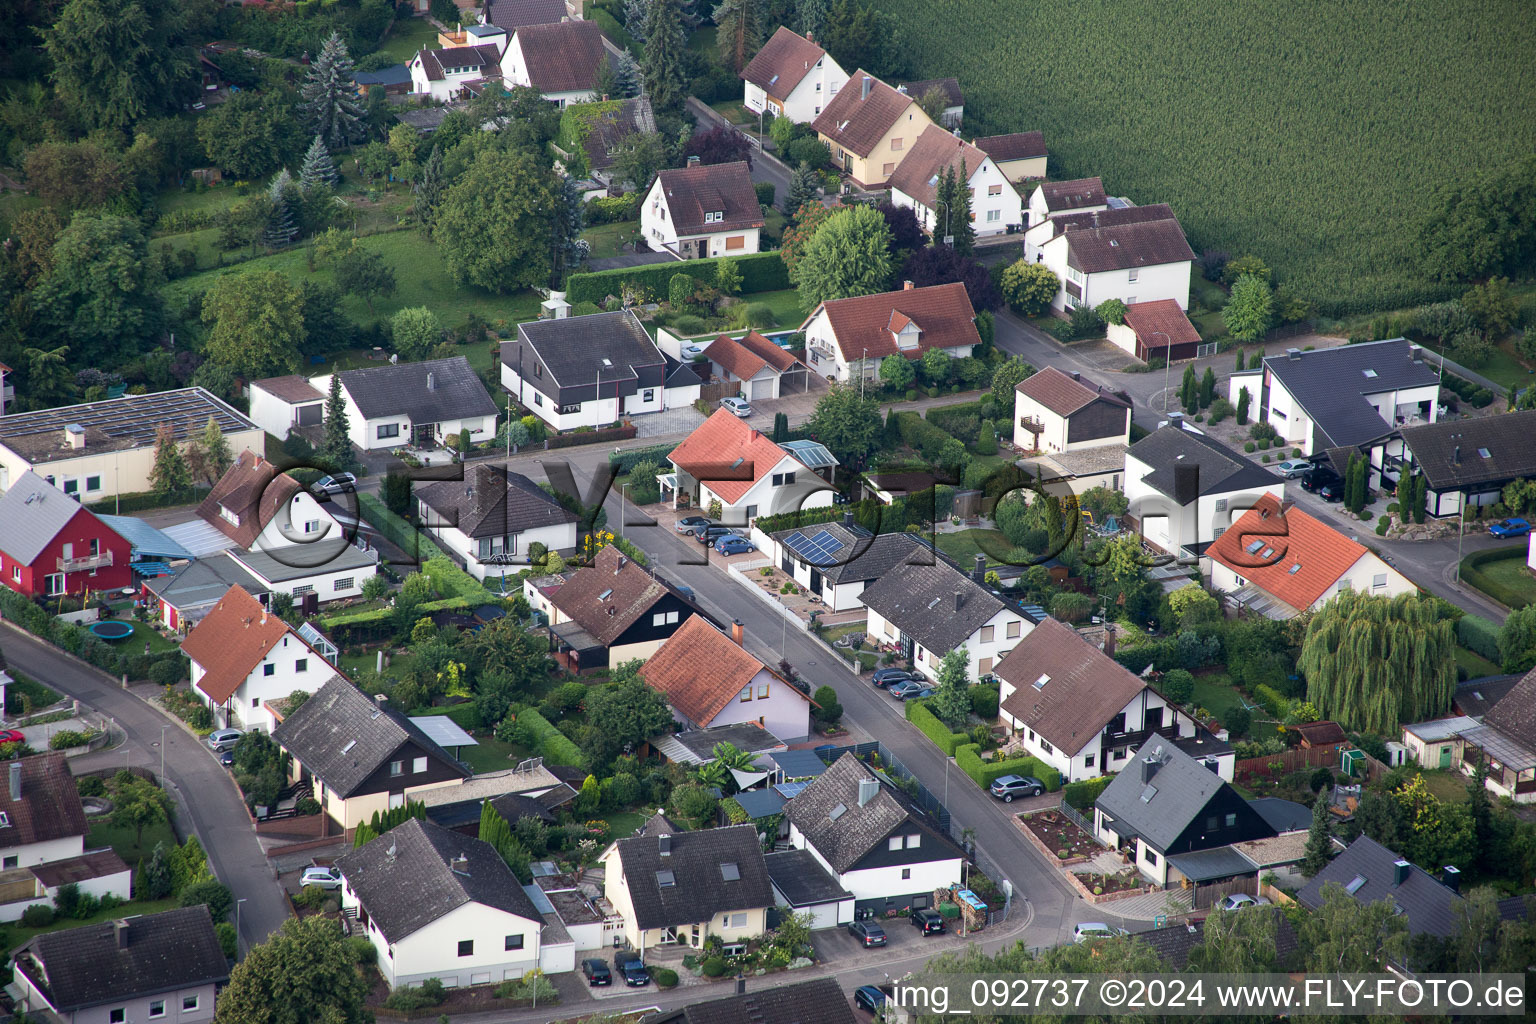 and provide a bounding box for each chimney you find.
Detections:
[903,279,914,291]
[1392,859,1411,887]
[687,154,701,166]
[731,619,744,646]
[658,834,671,856]
[426,371,435,391]
[1140,749,1164,784]
[616,556,627,573]
[8,762,19,802]
[896,83,907,95]
[843,510,854,529]
[857,777,880,807]
[115,919,130,950]
[374,693,387,707]
[1103,623,1116,658]
[1286,347,1301,361]
[1069,370,1080,382]
[973,553,985,583]
[736,977,747,995]
[472,464,499,516]
[64,423,86,450]
[804,29,812,41]
[1442,865,1461,892]
[861,76,872,100]
[1172,463,1199,507]
[953,591,964,612]
[1410,345,1424,362]
[450,854,470,876]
